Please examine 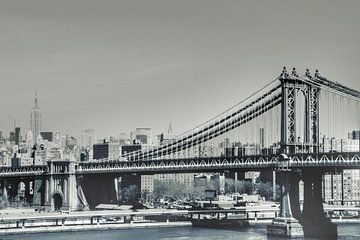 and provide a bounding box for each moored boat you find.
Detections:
[191,218,249,229]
